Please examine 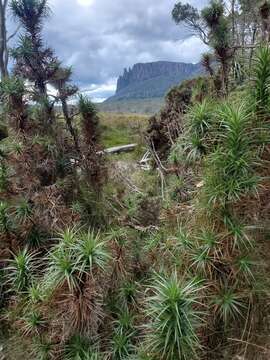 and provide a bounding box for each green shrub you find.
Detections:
[252,46,270,116]
[6,248,36,293]
[203,102,259,206]
[145,272,204,360]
